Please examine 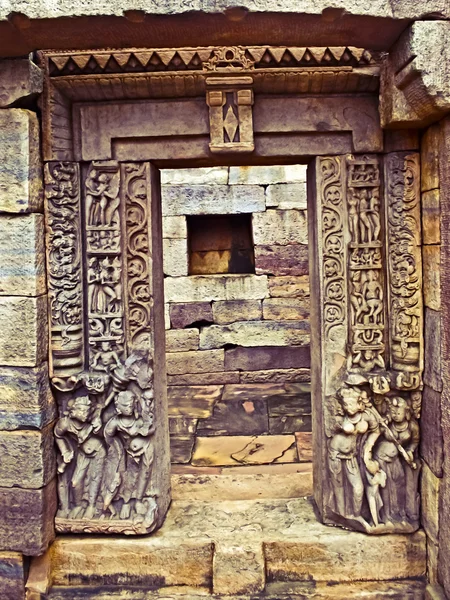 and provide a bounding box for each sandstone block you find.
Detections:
[268,275,310,298]
[162,184,265,216]
[200,321,310,349]
[168,371,239,385]
[423,245,440,310]
[225,346,311,371]
[0,363,55,430]
[169,301,213,328]
[269,415,312,434]
[212,299,262,324]
[0,551,25,600]
[0,479,56,555]
[421,462,440,544]
[0,423,55,489]
[166,349,224,375]
[166,328,199,352]
[168,416,198,435]
[266,183,307,210]
[161,166,228,185]
[422,189,440,245]
[253,210,308,246]
[421,386,443,477]
[295,431,313,462]
[213,542,265,595]
[164,302,170,330]
[255,244,309,277]
[229,165,307,185]
[426,583,447,600]
[268,383,311,416]
[421,124,440,192]
[427,539,440,586]
[165,274,269,303]
[263,297,310,321]
[170,435,195,464]
[162,215,187,239]
[424,308,442,392]
[0,214,46,296]
[240,368,311,383]
[191,435,297,466]
[168,385,222,418]
[163,238,188,276]
[0,295,47,366]
[0,110,42,213]
[0,58,43,108]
